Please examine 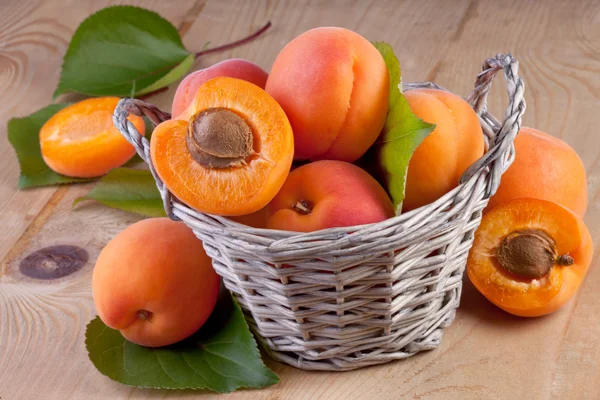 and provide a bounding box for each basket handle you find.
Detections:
[113,98,177,219]
[459,53,526,197]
